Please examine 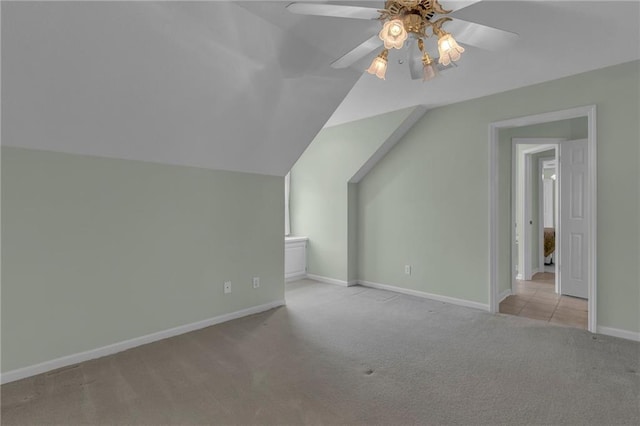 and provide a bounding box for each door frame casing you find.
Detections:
[488,105,597,332]
[538,156,558,291]
[511,141,559,288]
